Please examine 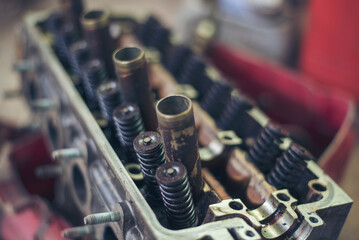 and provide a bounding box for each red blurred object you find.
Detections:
[208,42,356,182]
[300,0,359,101]
[1,200,69,240]
[0,123,68,240]
[10,132,55,200]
